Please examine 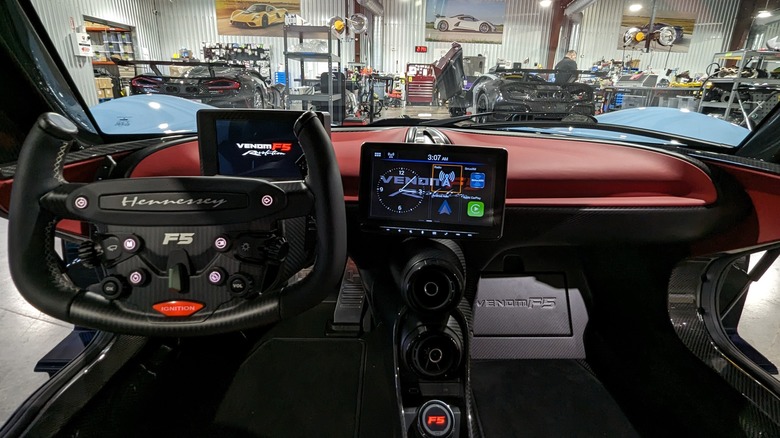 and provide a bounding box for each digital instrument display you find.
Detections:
[197,109,329,179]
[359,142,507,239]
